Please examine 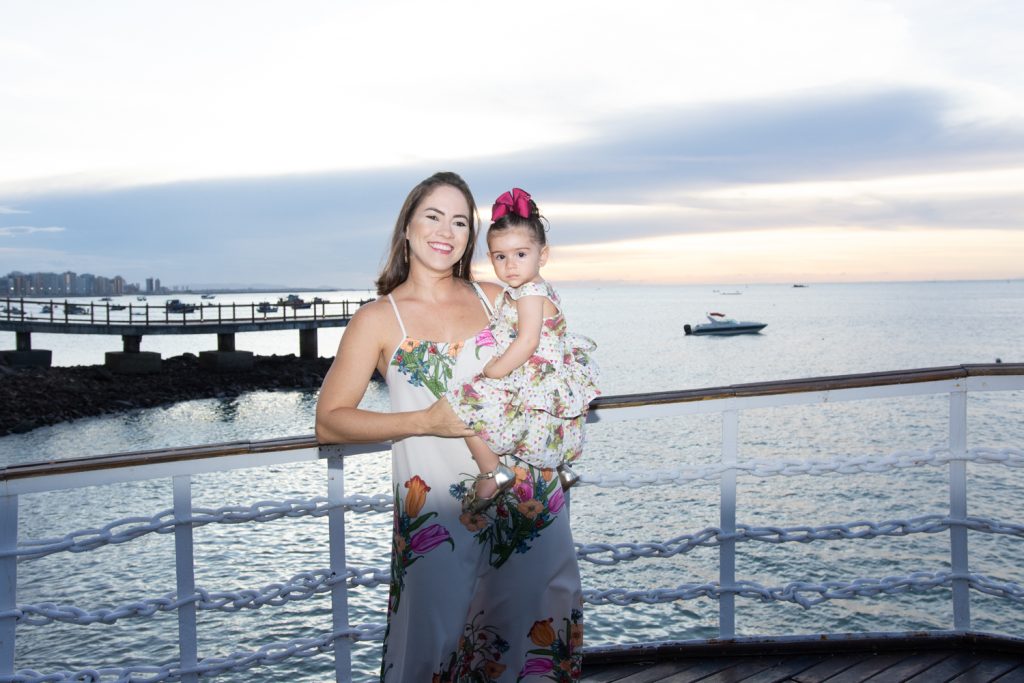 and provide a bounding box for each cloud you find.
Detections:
[0,206,28,214]
[4,86,1023,285]
[0,226,65,237]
